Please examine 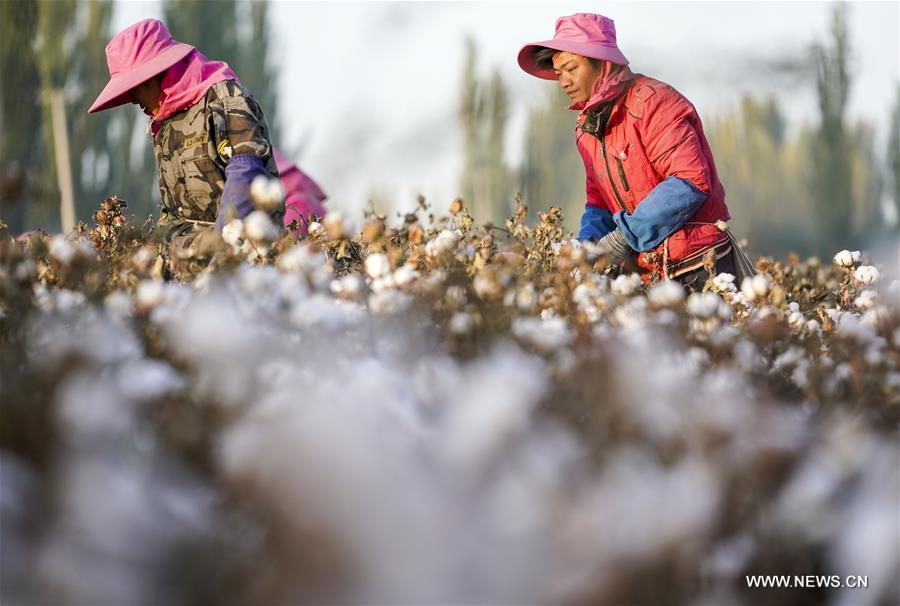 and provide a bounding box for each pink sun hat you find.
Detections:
[518,13,629,80]
[88,19,194,113]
